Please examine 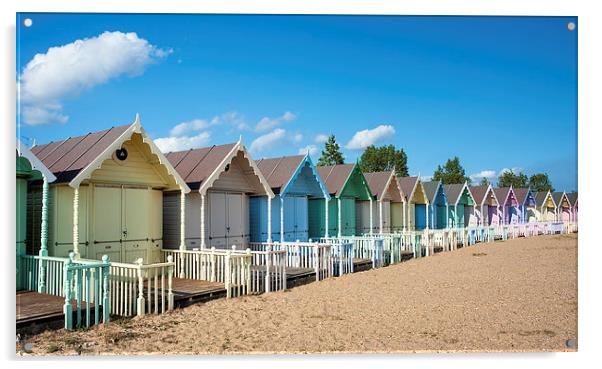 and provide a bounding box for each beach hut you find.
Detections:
[534,191,557,221]
[514,187,537,223]
[363,171,405,234]
[250,154,329,242]
[493,187,519,225]
[443,182,477,228]
[423,180,448,229]
[164,139,273,250]
[566,192,578,223]
[468,184,500,226]
[309,164,373,238]
[398,176,430,230]
[28,116,190,263]
[552,192,572,222]
[17,139,56,288]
